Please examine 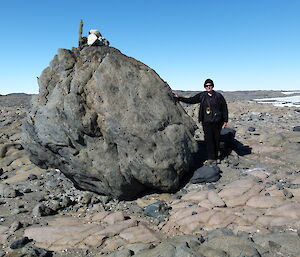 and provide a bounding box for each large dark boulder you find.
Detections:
[22,46,199,199]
